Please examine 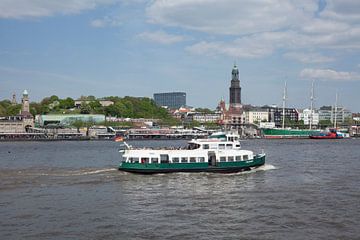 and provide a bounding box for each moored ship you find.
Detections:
[118,132,265,174]
[262,128,320,139]
[309,128,344,139]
